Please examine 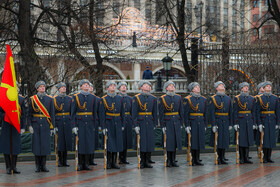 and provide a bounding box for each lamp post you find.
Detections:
[194,1,204,47]
[162,54,173,81]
